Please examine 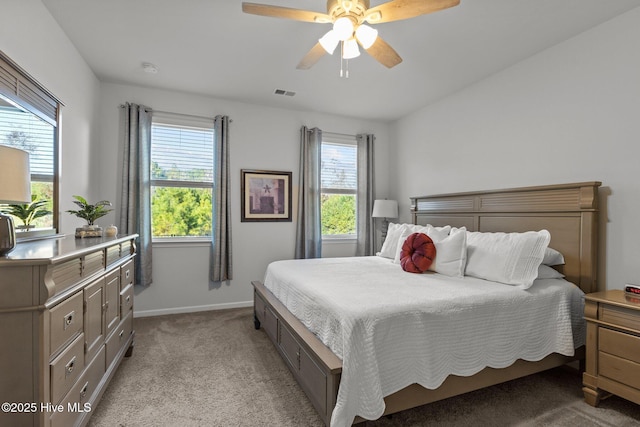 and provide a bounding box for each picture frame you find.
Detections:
[241,169,292,222]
